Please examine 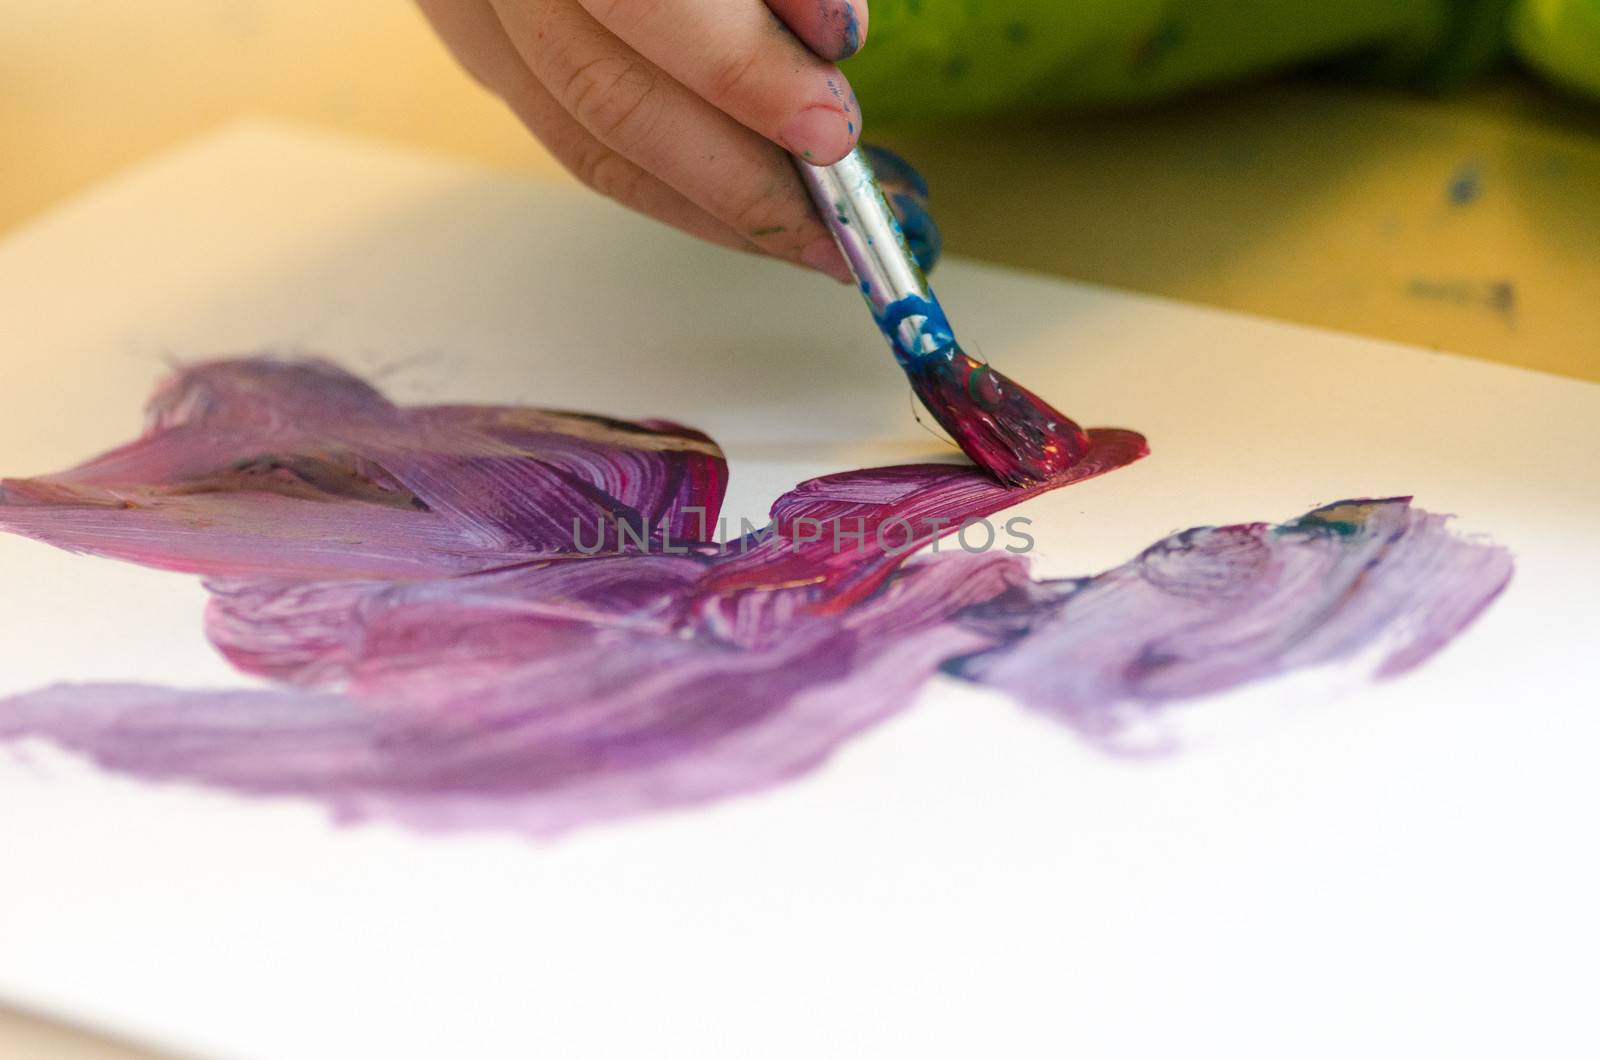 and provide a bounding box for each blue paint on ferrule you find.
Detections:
[889,192,942,274]
[861,144,929,199]
[872,293,957,365]
[860,144,942,274]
